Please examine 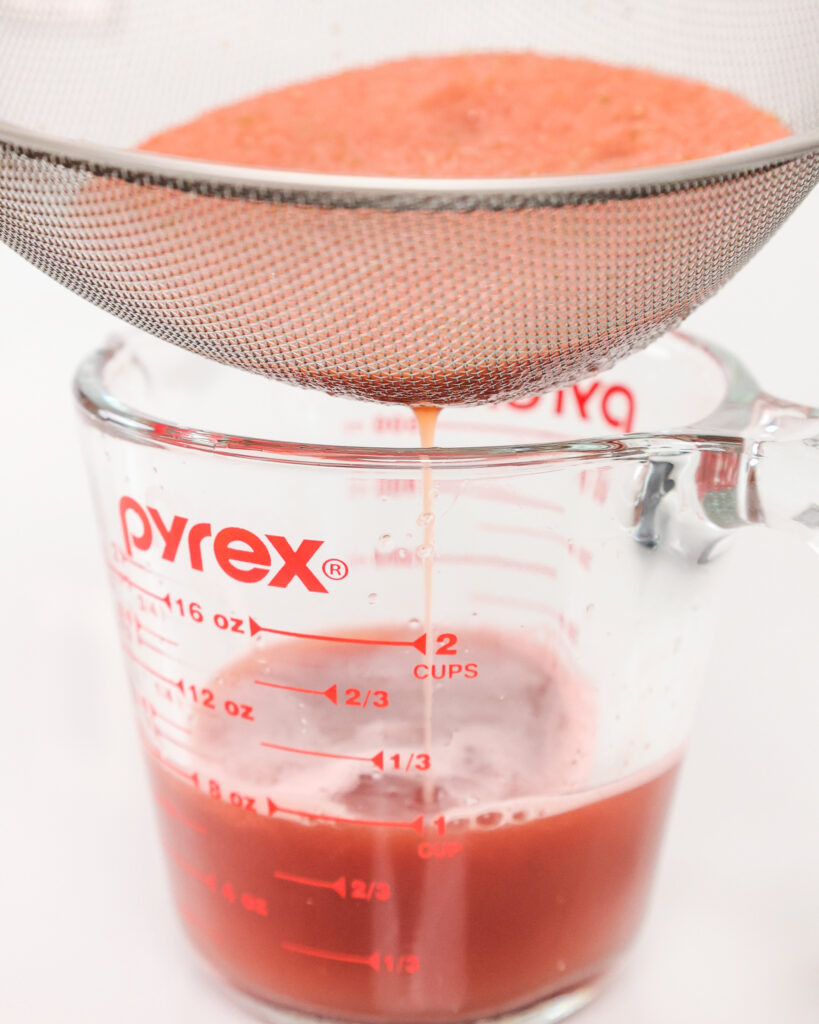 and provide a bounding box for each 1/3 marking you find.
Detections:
[389,753,430,772]
[281,944,418,974]
[383,954,419,975]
